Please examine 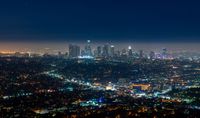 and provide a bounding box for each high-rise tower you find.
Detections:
[102,44,109,57]
[110,45,115,57]
[128,46,133,57]
[85,40,92,56]
[69,44,80,58]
